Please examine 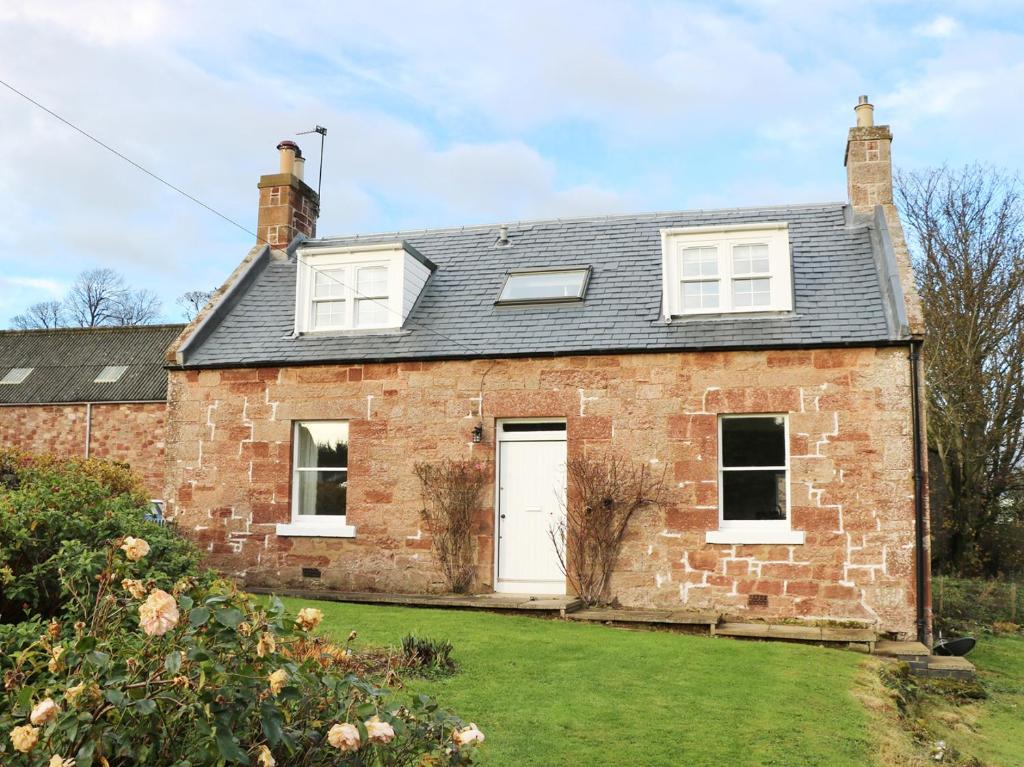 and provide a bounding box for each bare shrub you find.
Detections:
[549,454,665,606]
[414,459,487,593]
